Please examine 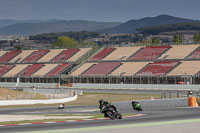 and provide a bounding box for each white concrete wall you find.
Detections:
[0,94,77,106]
[72,83,200,90]
[114,98,188,110]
